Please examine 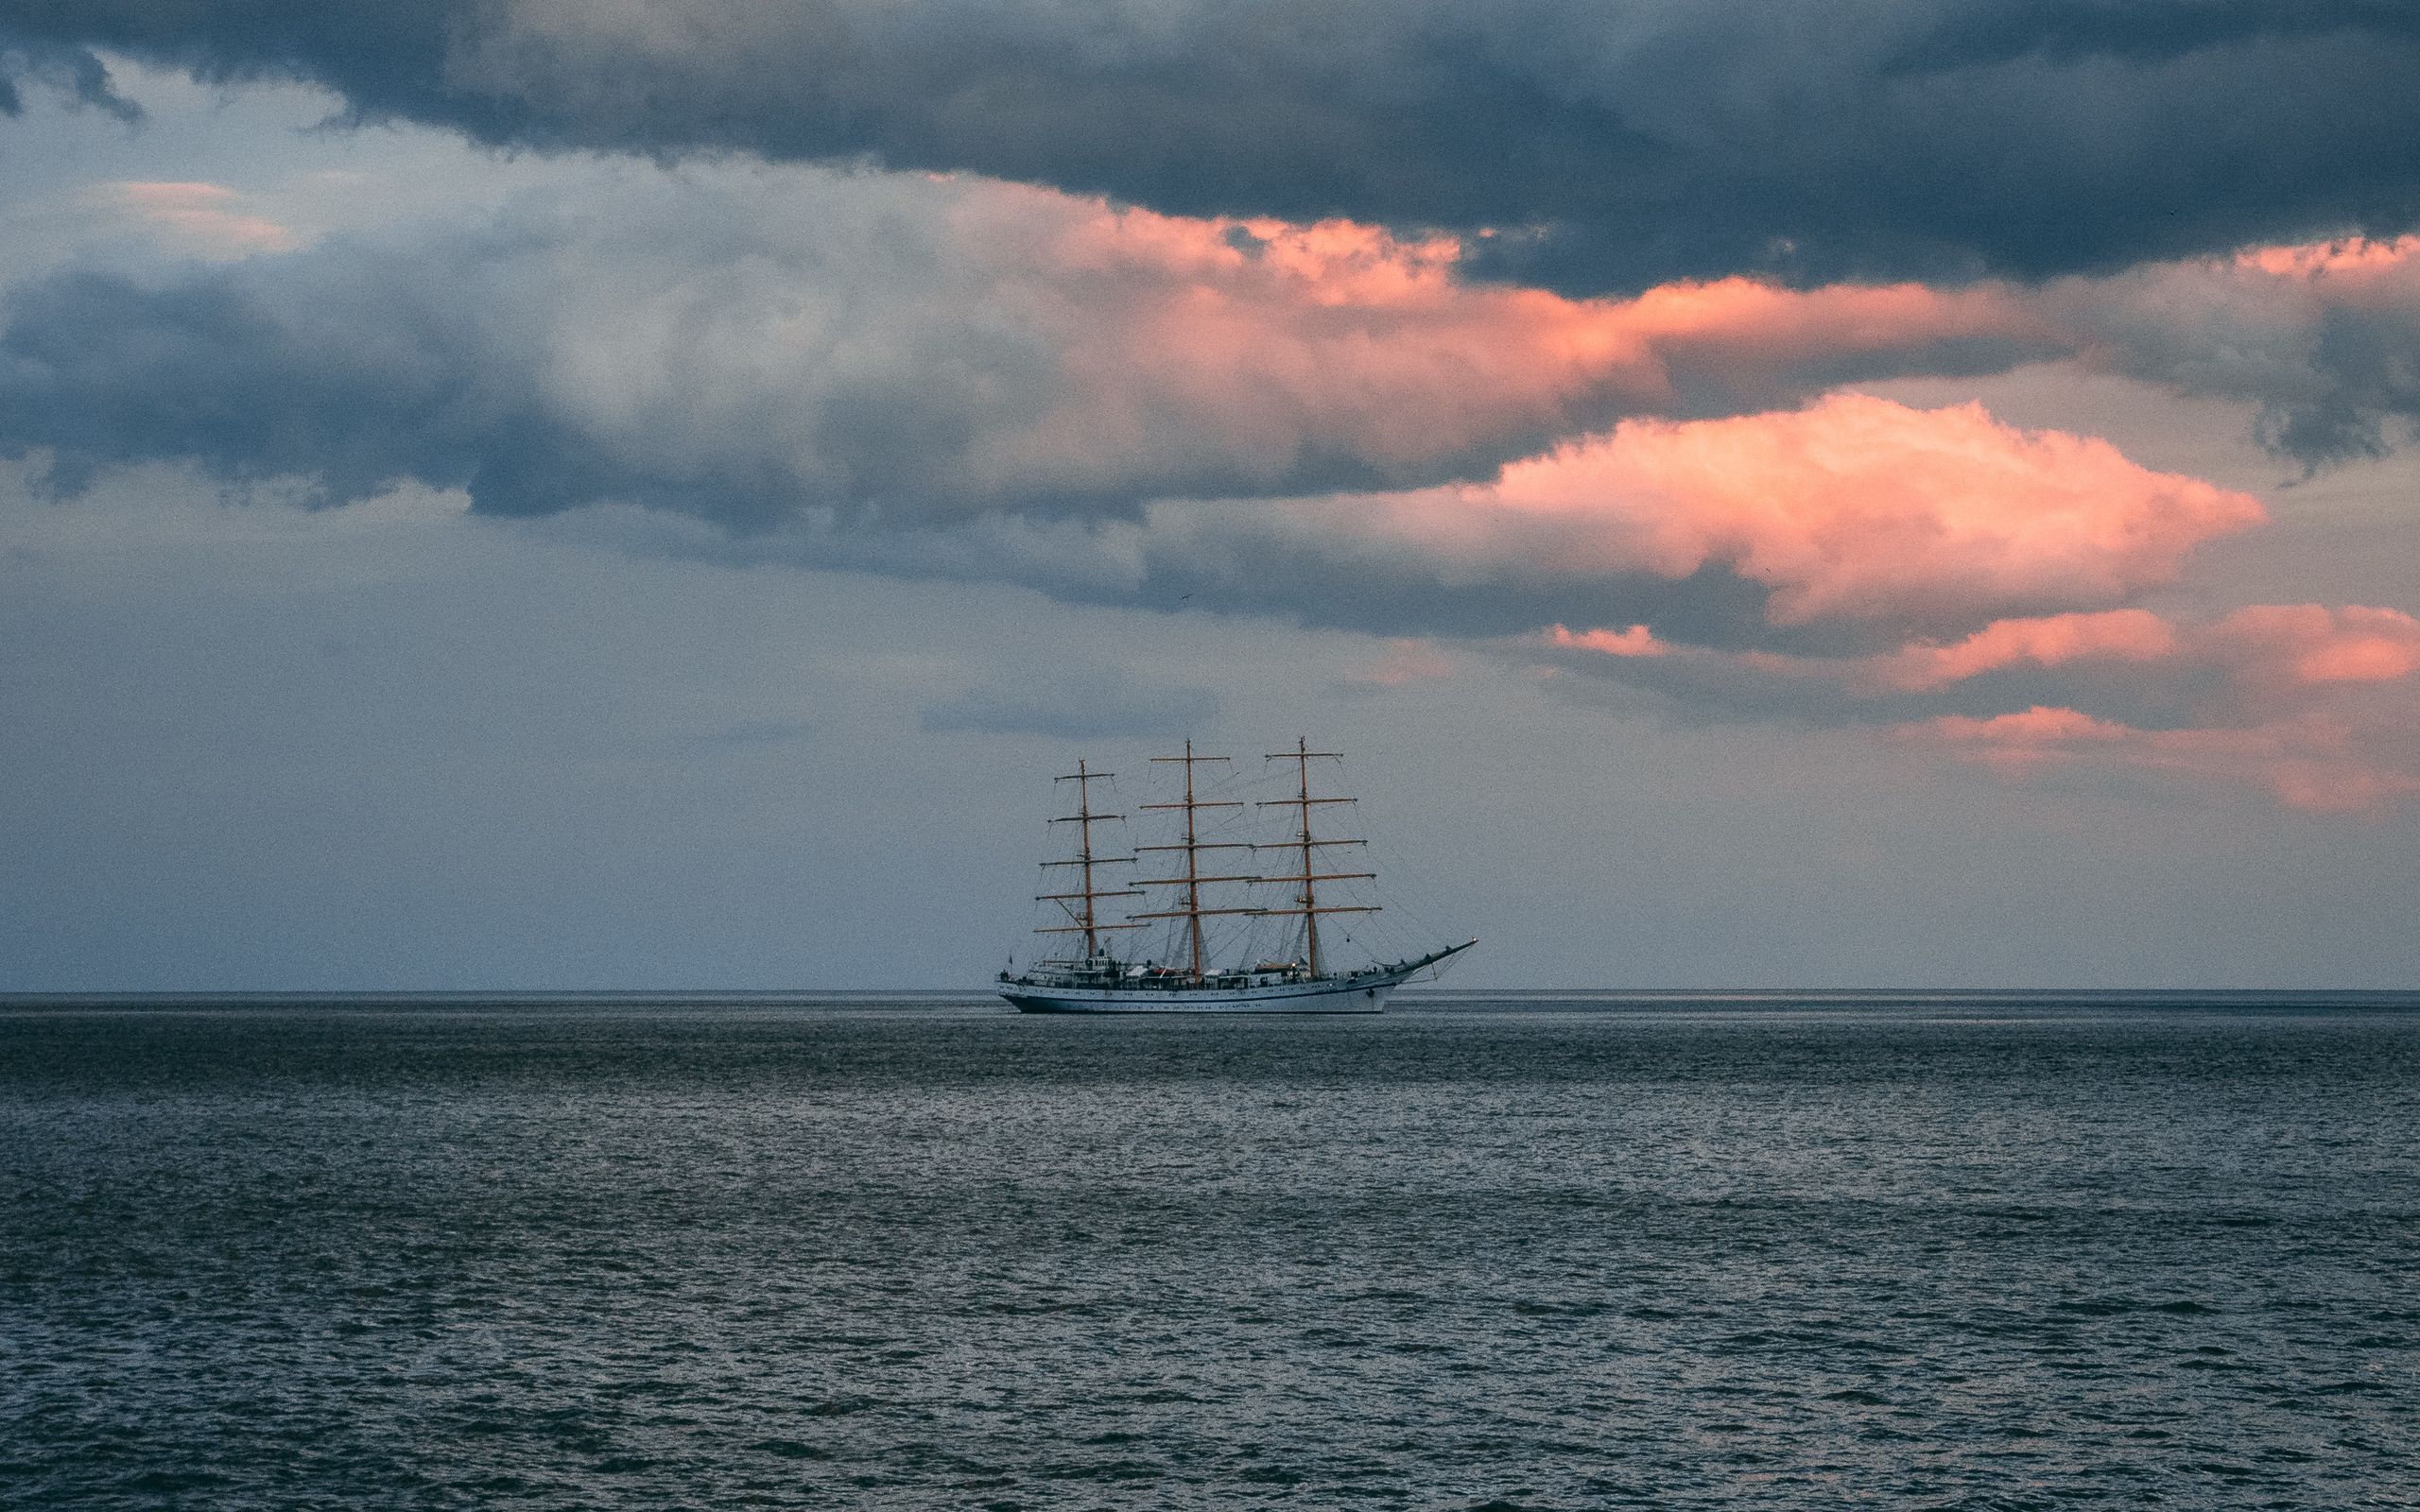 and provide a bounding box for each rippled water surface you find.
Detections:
[4,994,2416,1508]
